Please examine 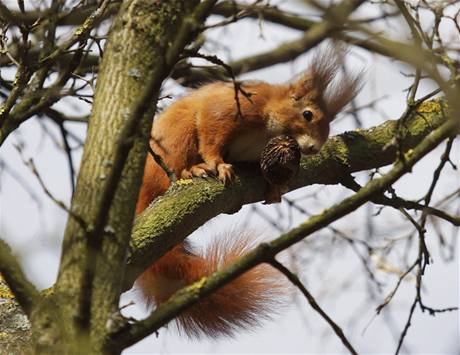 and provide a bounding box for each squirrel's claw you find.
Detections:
[217,163,234,184]
[181,163,216,180]
[181,162,234,184]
